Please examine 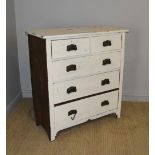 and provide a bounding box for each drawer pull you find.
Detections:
[103,40,112,47]
[68,109,77,120]
[101,79,110,86]
[66,64,77,72]
[101,100,109,106]
[102,59,111,65]
[67,86,77,94]
[67,44,77,51]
